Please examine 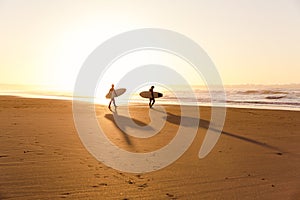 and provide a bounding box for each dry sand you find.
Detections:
[0,96,299,199]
